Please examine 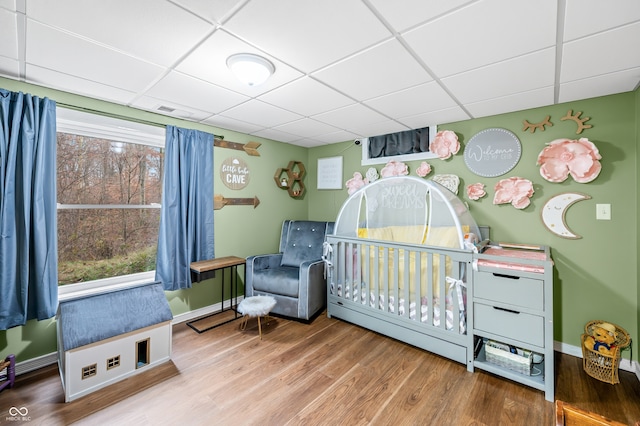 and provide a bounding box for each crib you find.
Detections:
[325,176,481,367]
